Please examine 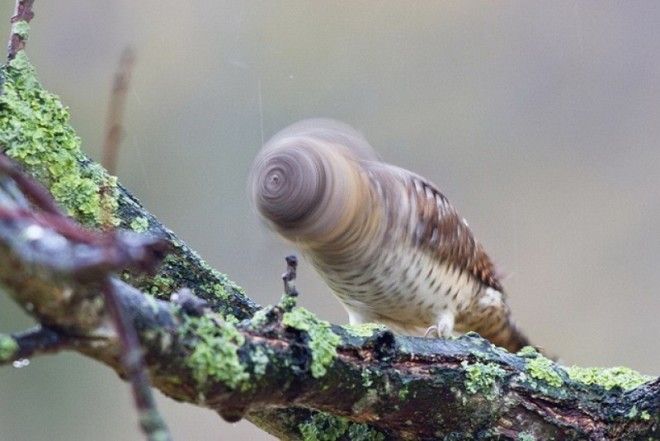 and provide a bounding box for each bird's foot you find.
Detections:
[424,325,440,338]
[424,312,455,338]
